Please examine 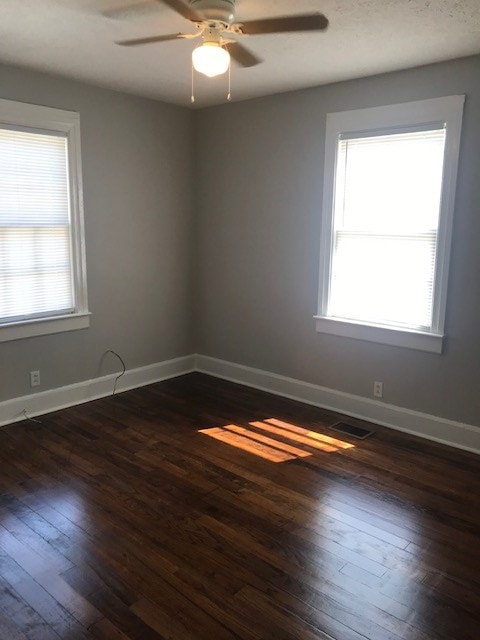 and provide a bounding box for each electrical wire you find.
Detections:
[105,350,126,395]
[22,409,42,424]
